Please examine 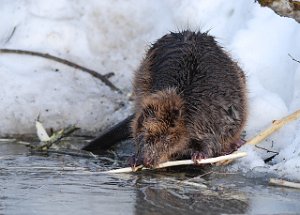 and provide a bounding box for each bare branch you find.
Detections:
[0,48,122,93]
[104,152,247,174]
[255,145,279,154]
